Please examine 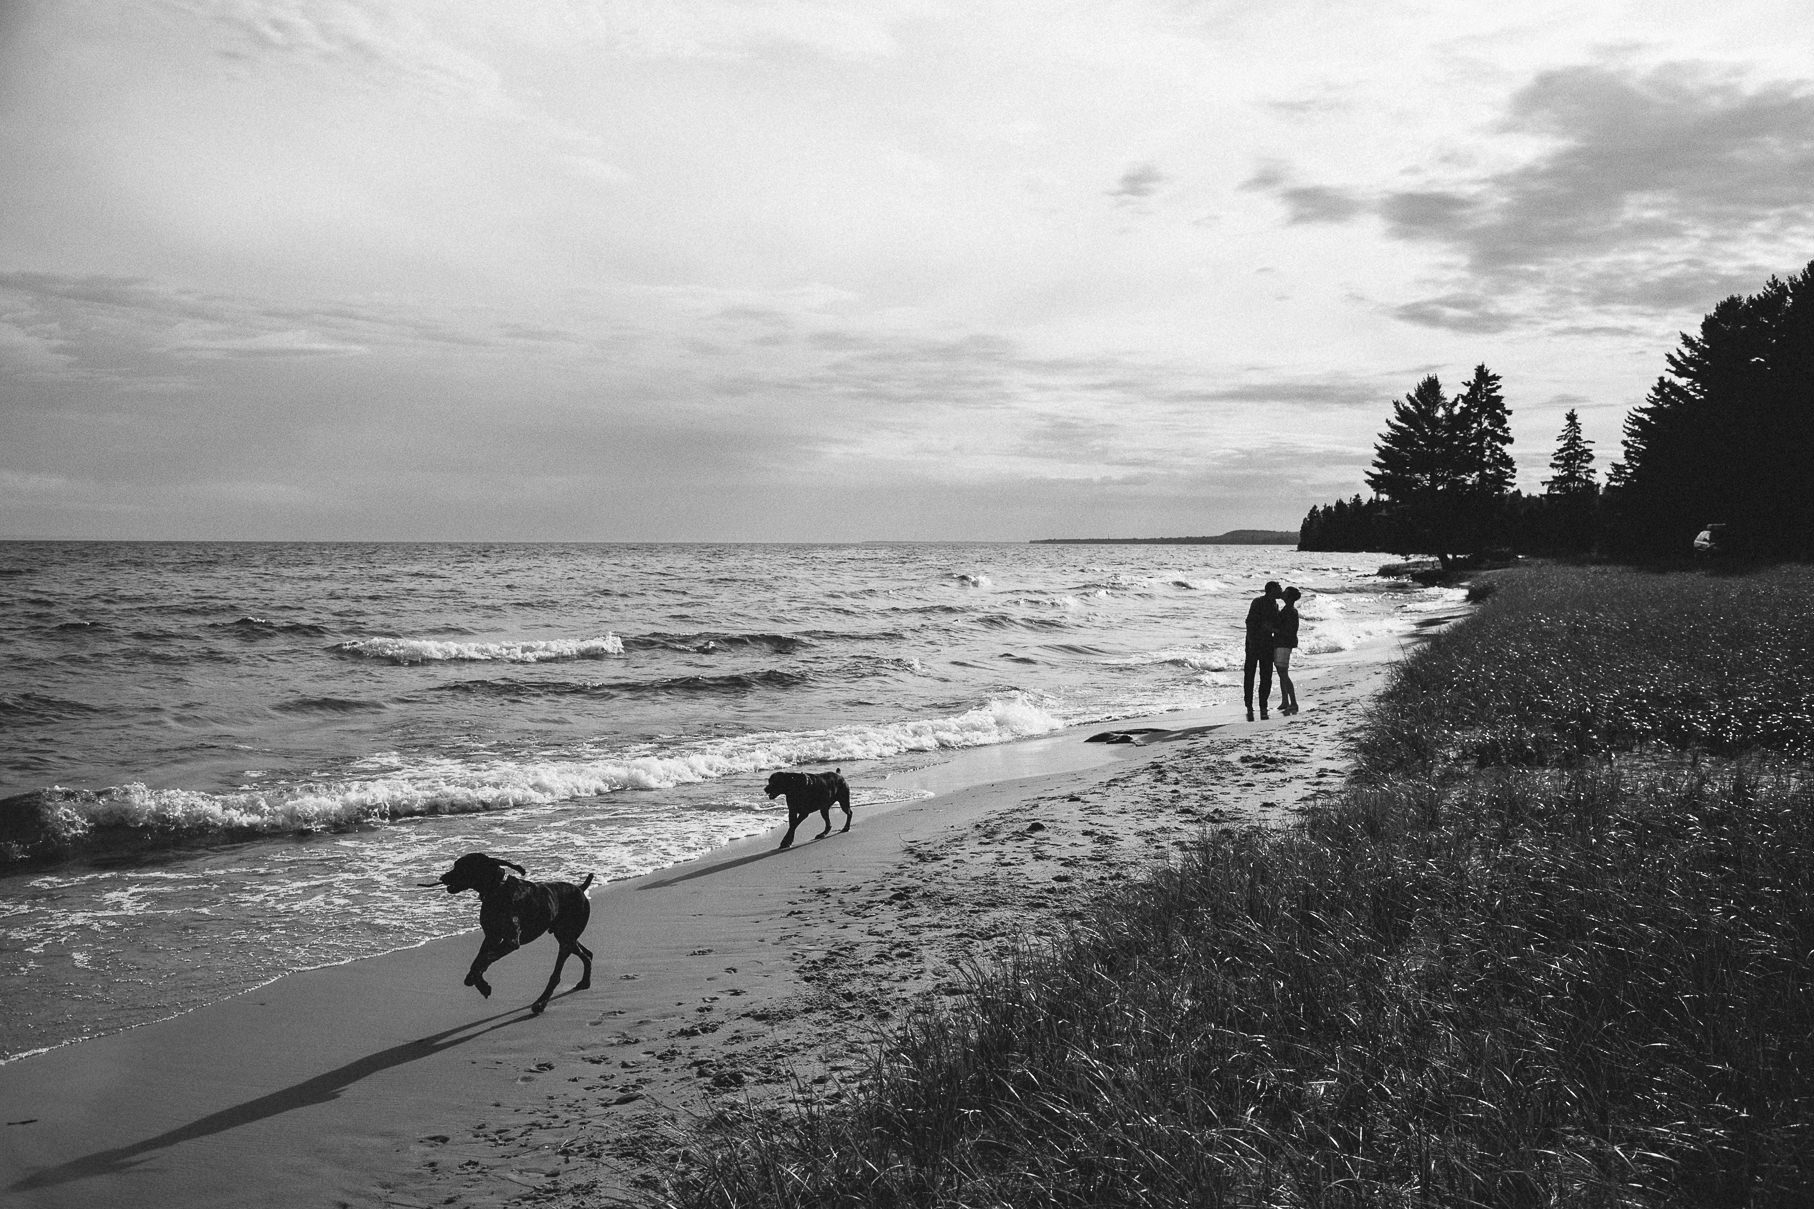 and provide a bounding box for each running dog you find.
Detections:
[764,768,852,849]
[431,853,594,1015]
